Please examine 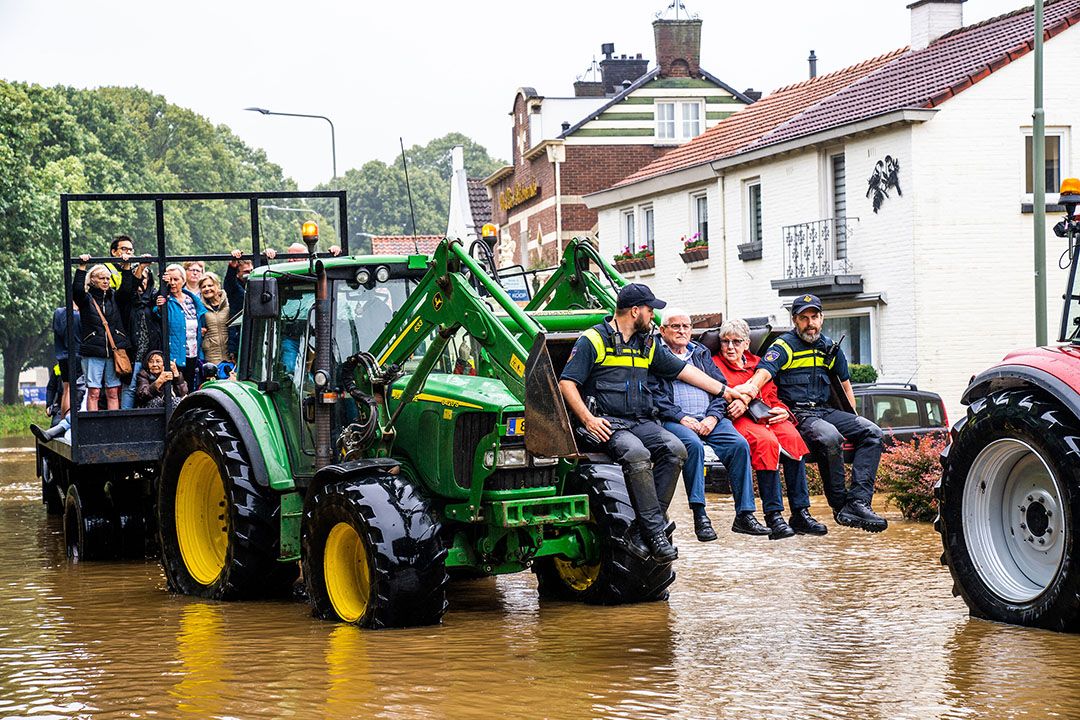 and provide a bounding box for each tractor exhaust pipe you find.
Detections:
[314,258,333,471]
